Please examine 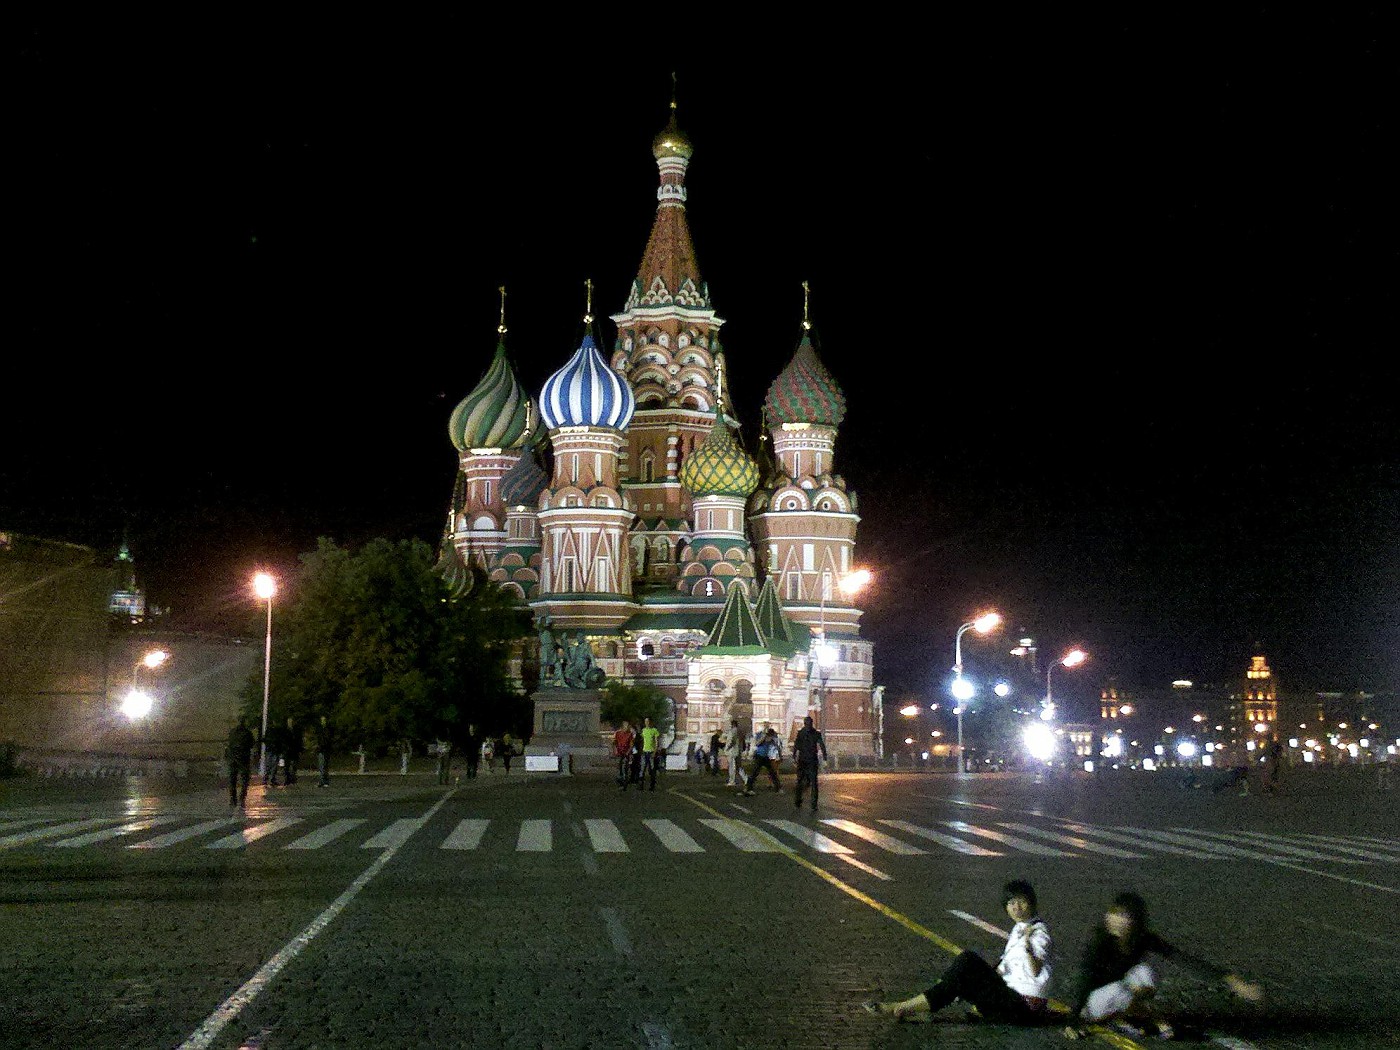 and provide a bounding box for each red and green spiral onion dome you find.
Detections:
[762,334,846,427]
